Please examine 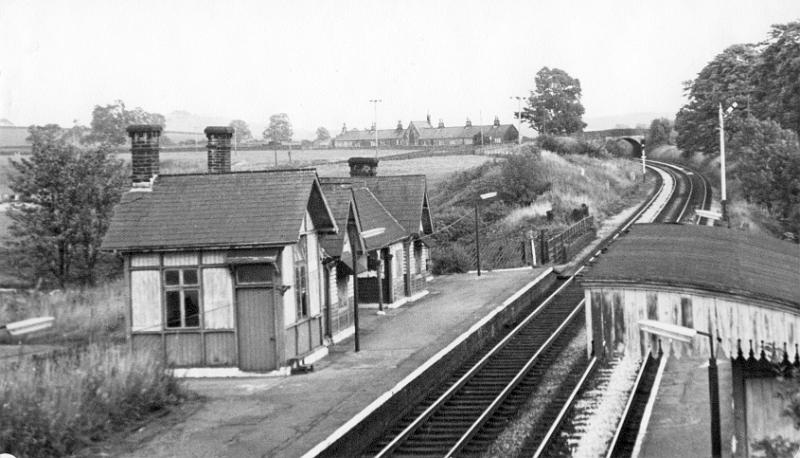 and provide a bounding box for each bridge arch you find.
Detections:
[620,137,644,158]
